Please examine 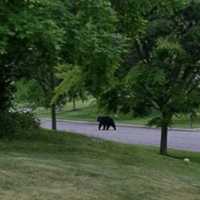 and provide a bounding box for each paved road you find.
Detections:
[41,119,200,152]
